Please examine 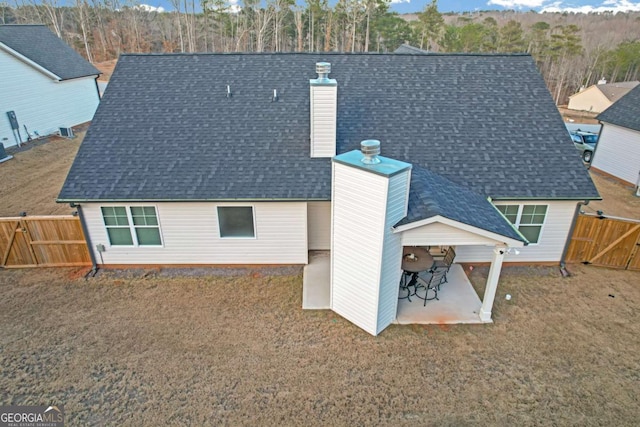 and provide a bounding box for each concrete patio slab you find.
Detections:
[395,264,487,325]
[302,251,330,309]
